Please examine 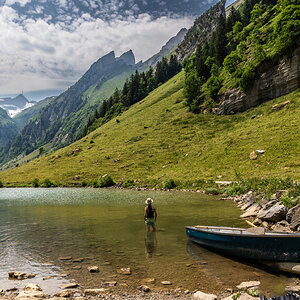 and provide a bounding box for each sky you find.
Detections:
[0,0,234,101]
